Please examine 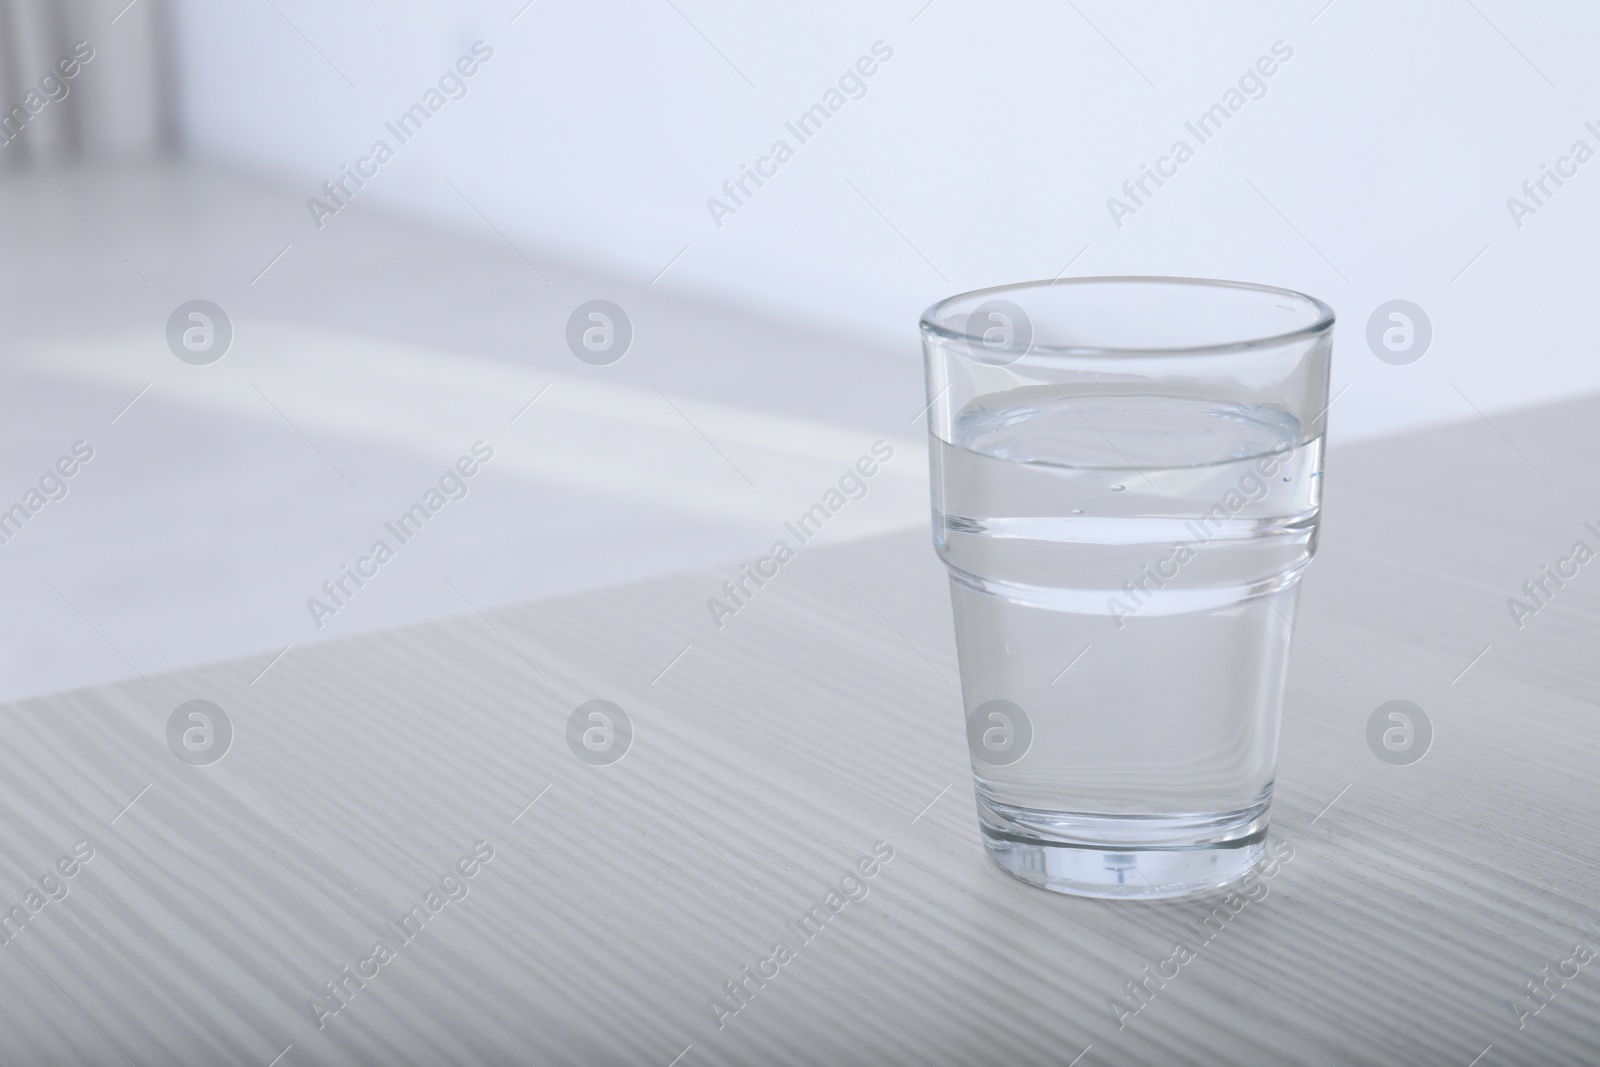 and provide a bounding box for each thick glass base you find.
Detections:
[977,794,1270,900]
